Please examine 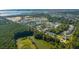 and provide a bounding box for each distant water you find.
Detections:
[0,10,48,16]
[0,11,33,16]
[0,9,79,16]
